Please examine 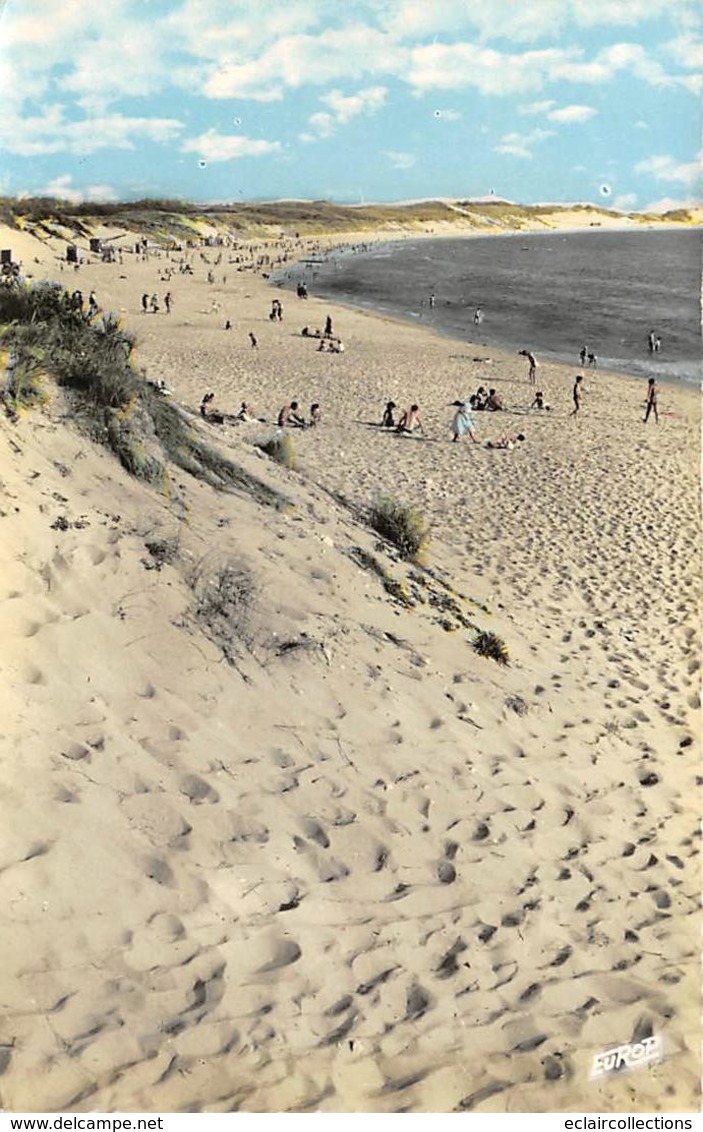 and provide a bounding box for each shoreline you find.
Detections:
[271,227,702,389]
